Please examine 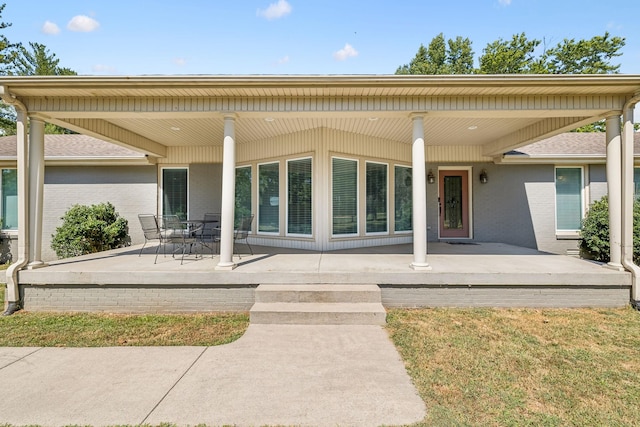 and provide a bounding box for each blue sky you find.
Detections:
[3,0,640,76]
